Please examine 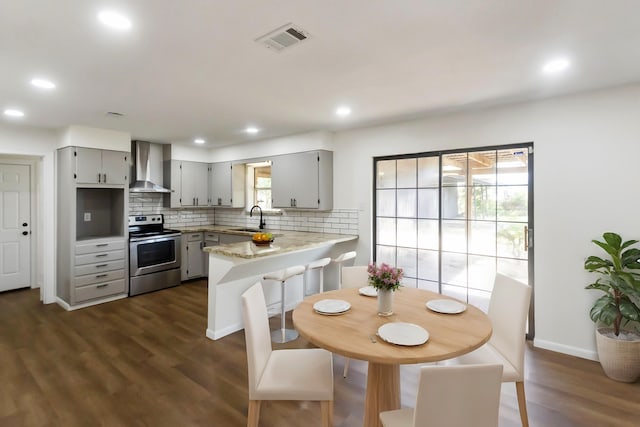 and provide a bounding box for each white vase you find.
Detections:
[377,289,394,316]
